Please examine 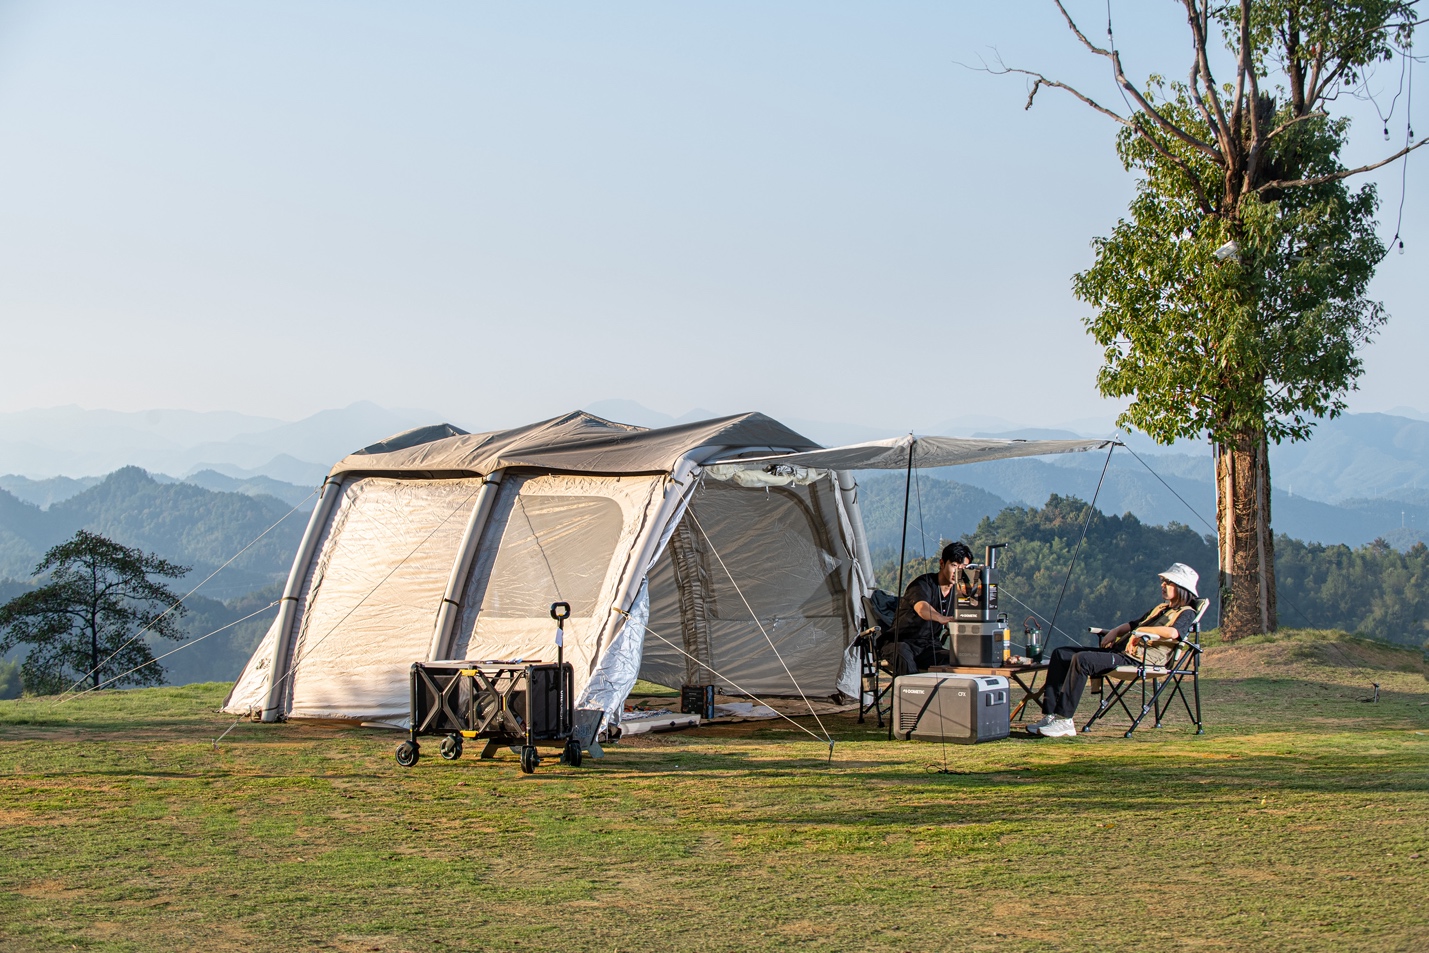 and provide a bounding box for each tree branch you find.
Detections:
[1261,109,1329,142]
[1051,0,1223,161]
[1012,69,1129,124]
[1184,0,1231,153]
[1305,14,1428,106]
[1242,0,1263,145]
[1308,56,1355,108]
[1000,57,1216,214]
[1257,137,1427,191]
[1053,0,1112,56]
